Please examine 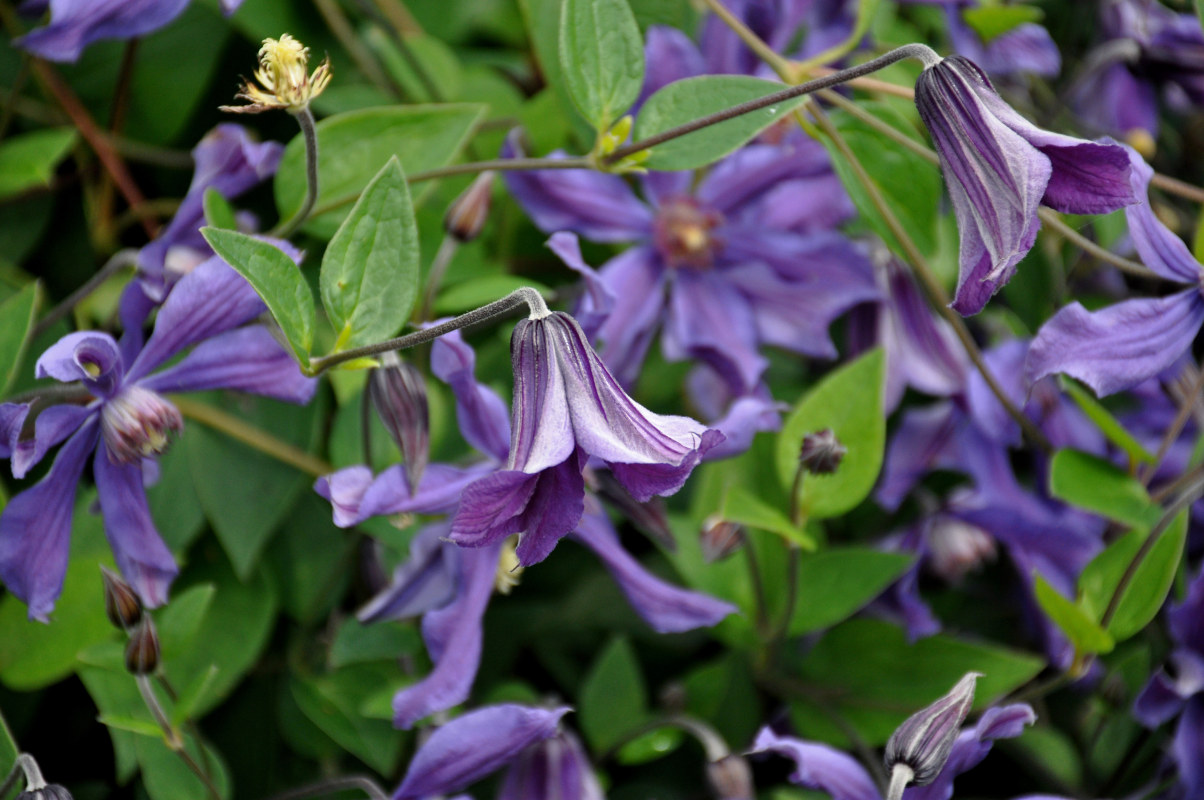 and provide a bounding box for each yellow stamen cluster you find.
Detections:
[494,536,524,595]
[221,34,331,114]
